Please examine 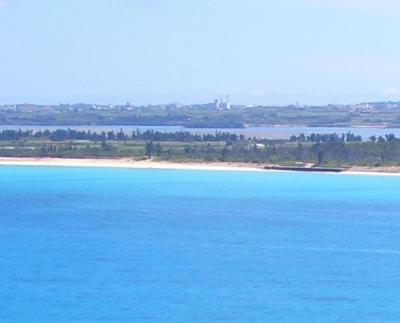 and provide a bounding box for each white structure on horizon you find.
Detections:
[226,95,231,110]
[214,99,220,109]
[214,95,231,110]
